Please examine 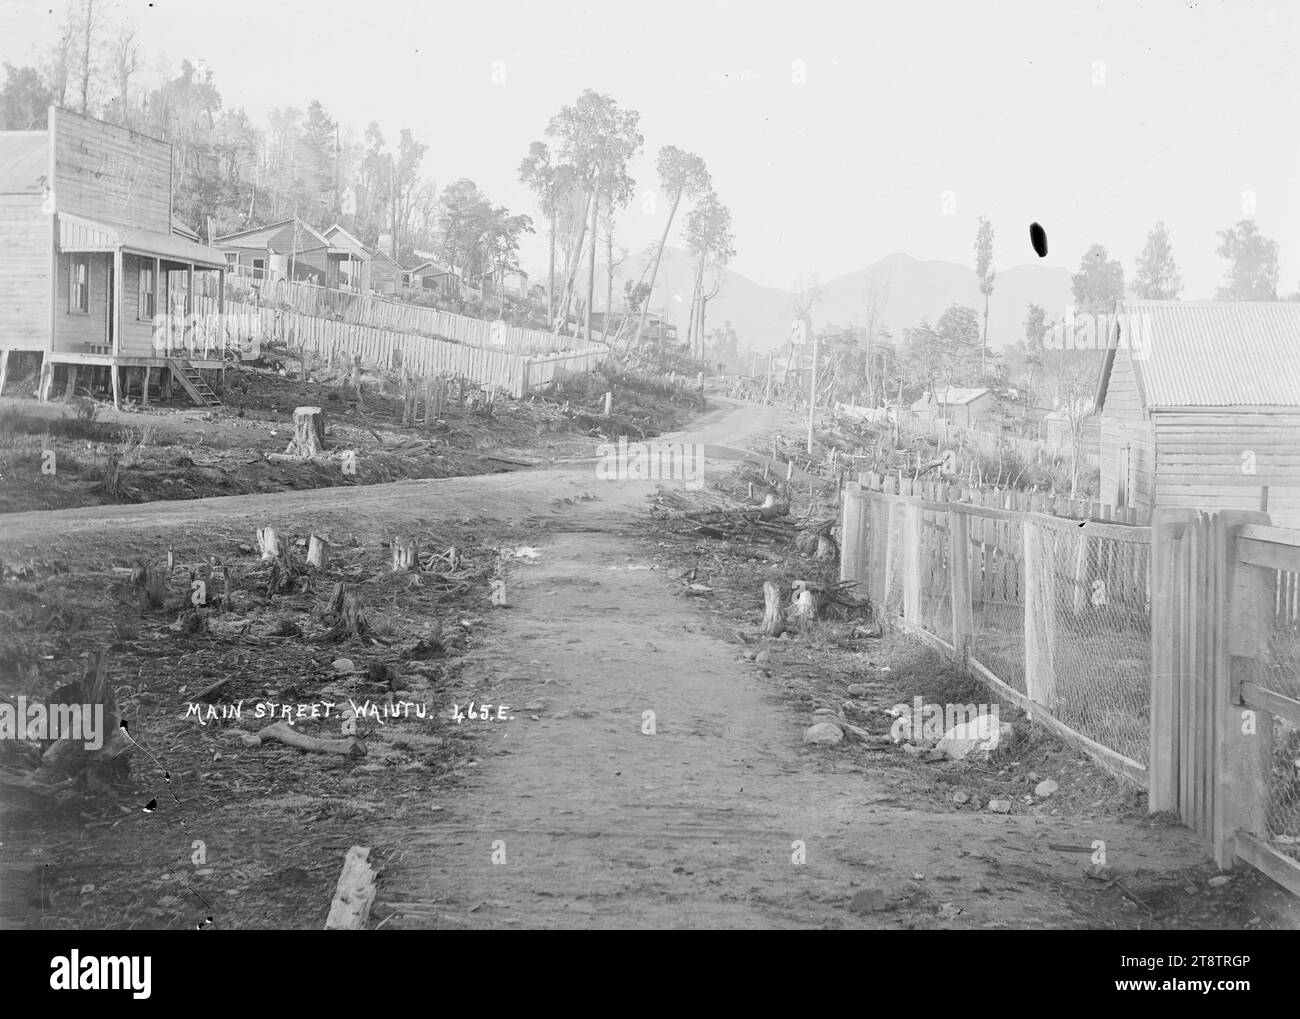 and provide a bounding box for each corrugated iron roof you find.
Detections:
[1113,300,1300,408]
[59,213,227,268]
[0,132,49,193]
